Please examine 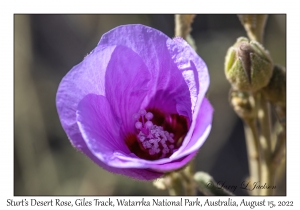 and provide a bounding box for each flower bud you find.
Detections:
[262,65,286,107]
[225,37,273,92]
